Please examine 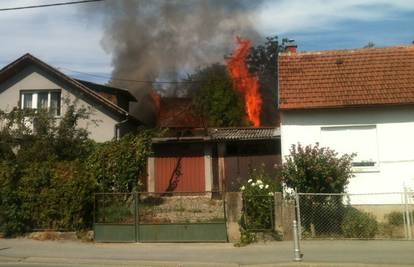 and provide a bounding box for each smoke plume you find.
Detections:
[86,0,264,124]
